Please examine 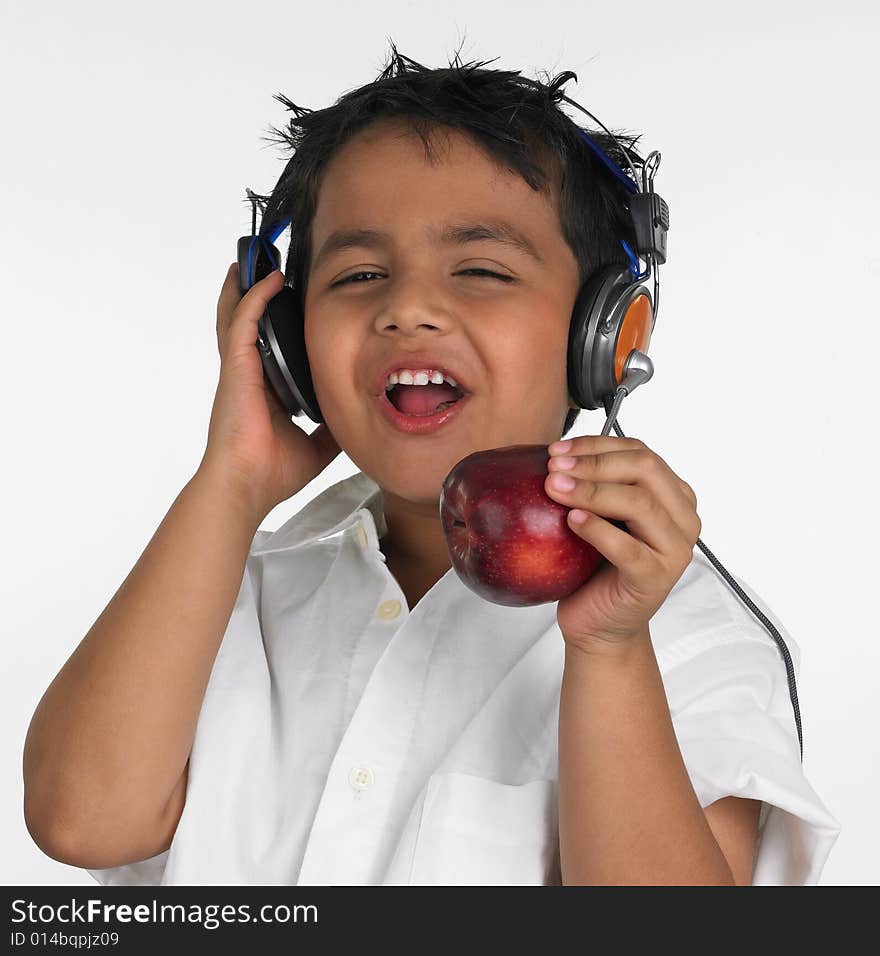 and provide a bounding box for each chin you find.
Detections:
[380,469,447,502]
